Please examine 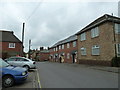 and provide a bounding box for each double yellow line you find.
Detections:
[36,69,42,88]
